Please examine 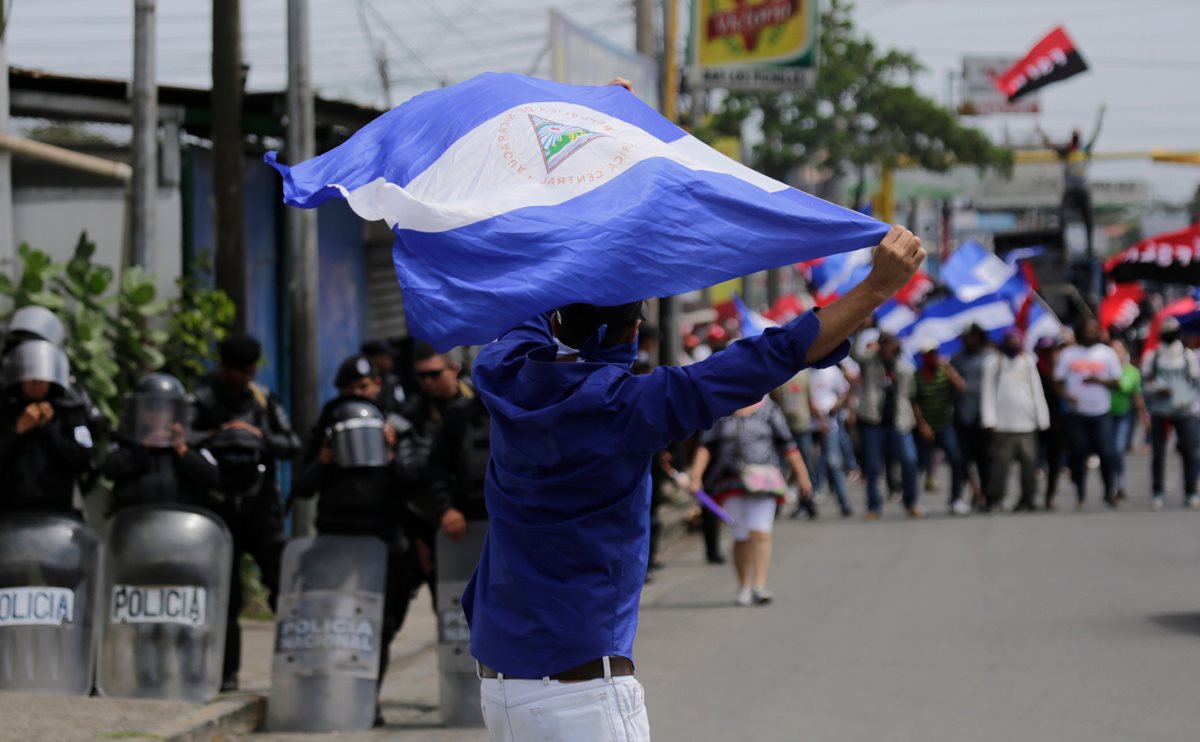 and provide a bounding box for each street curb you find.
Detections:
[148,693,265,742]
